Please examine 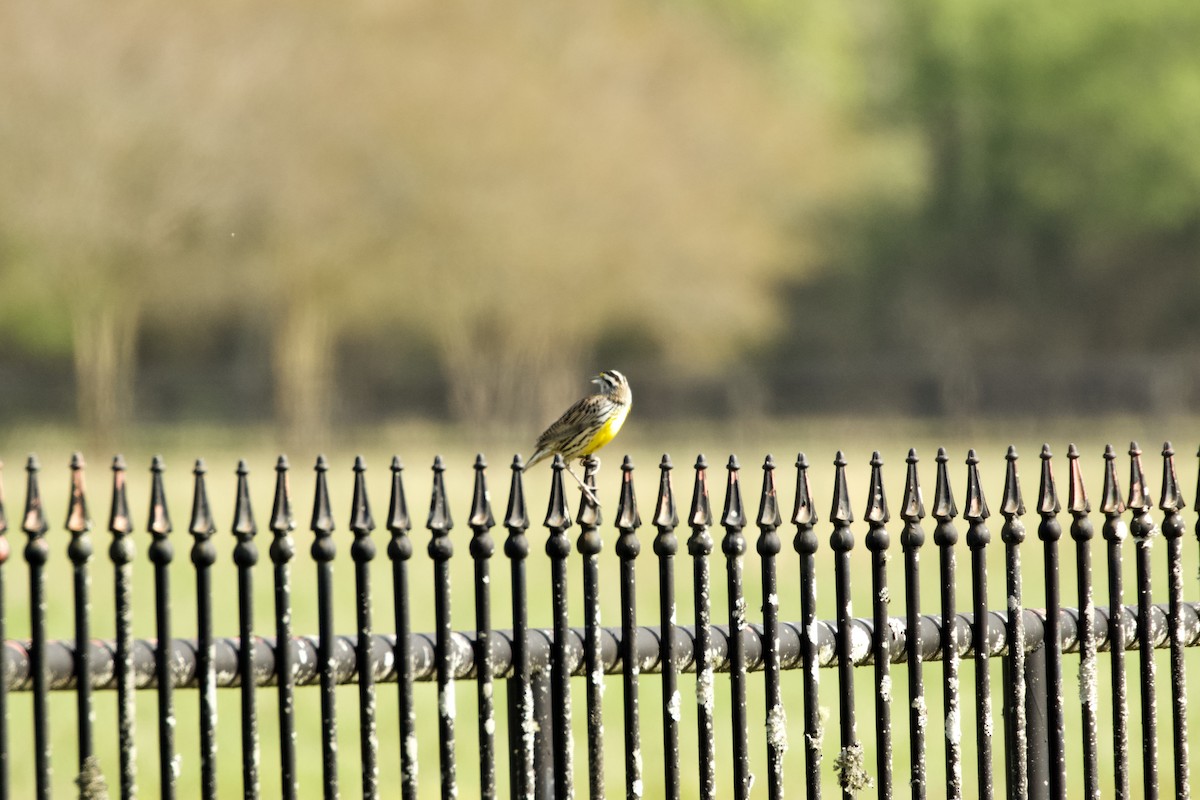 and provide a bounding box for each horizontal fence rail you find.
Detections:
[0,442,1199,800]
